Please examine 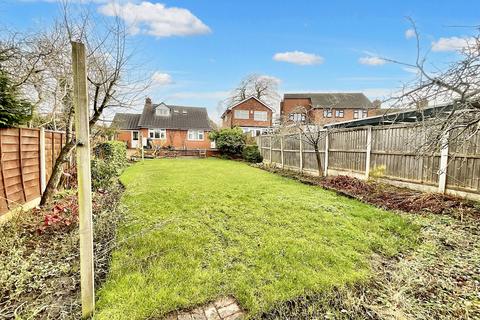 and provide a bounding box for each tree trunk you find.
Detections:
[314,146,323,177]
[40,141,76,205]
